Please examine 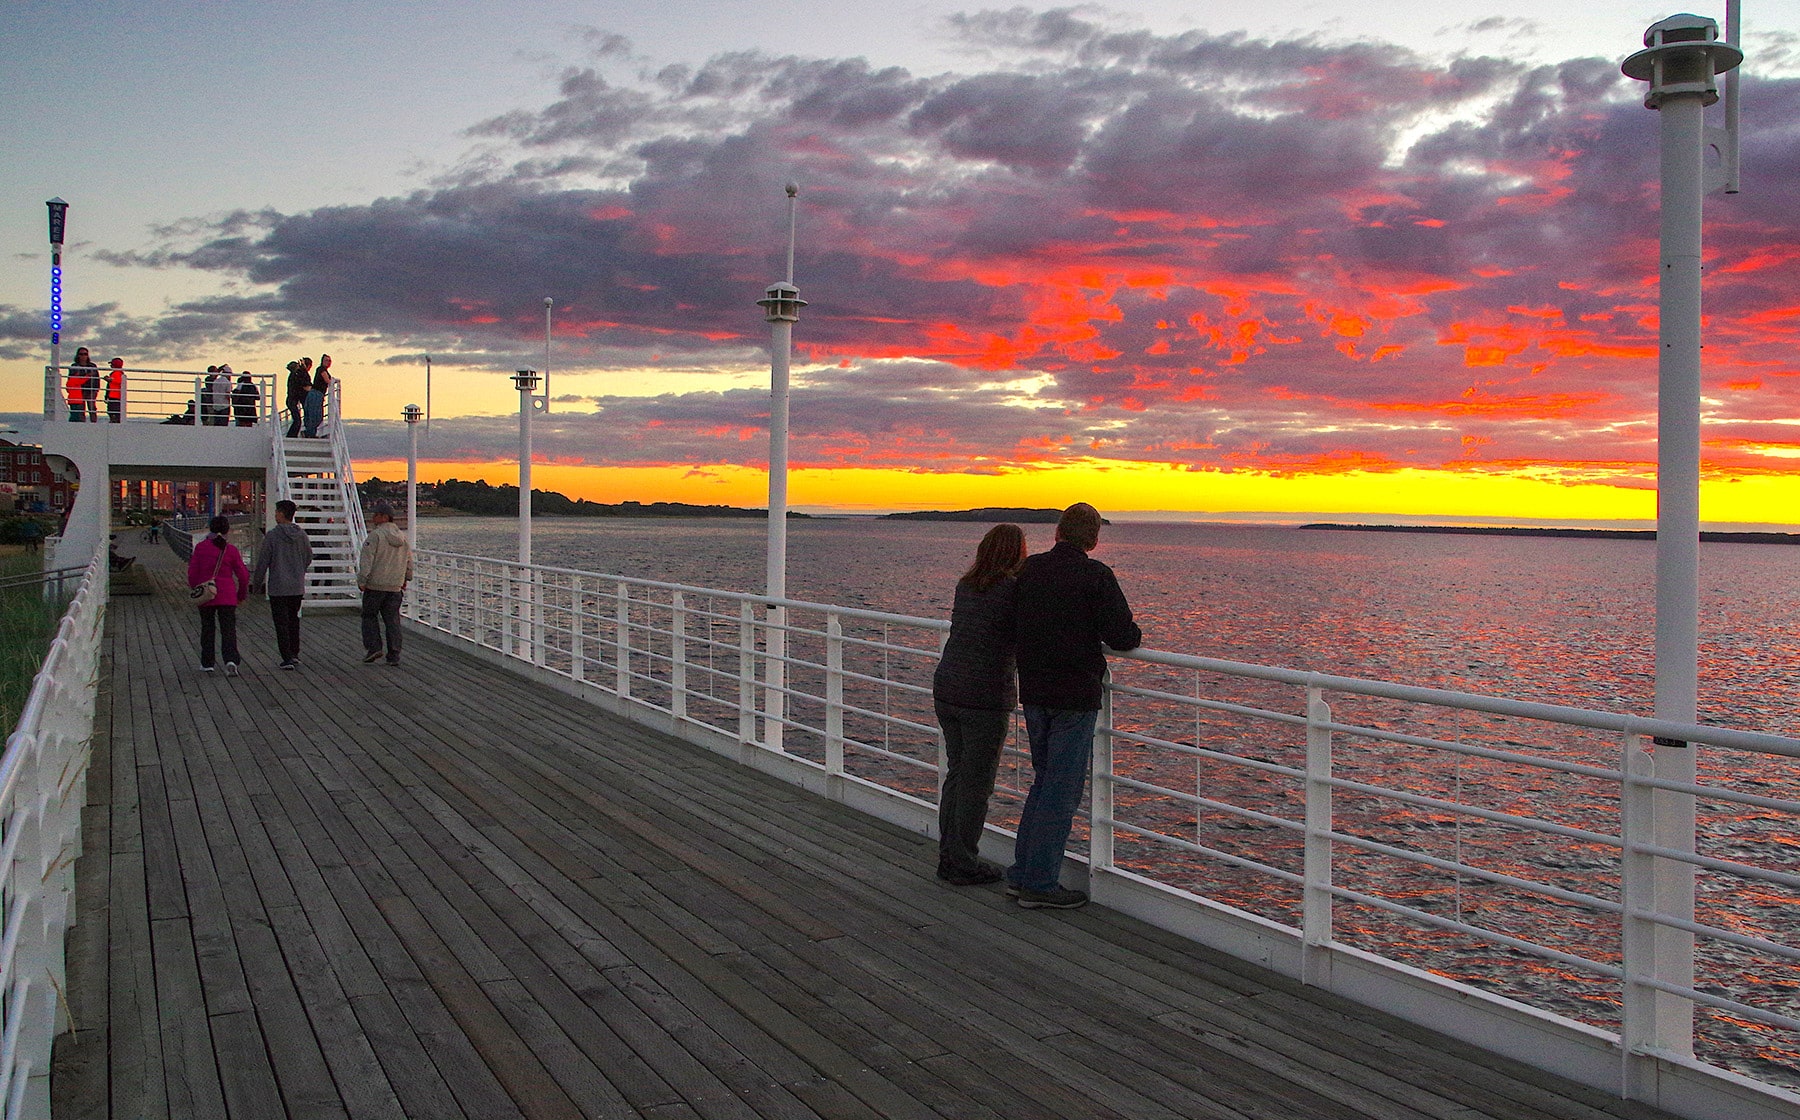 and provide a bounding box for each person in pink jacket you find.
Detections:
[188,516,252,675]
